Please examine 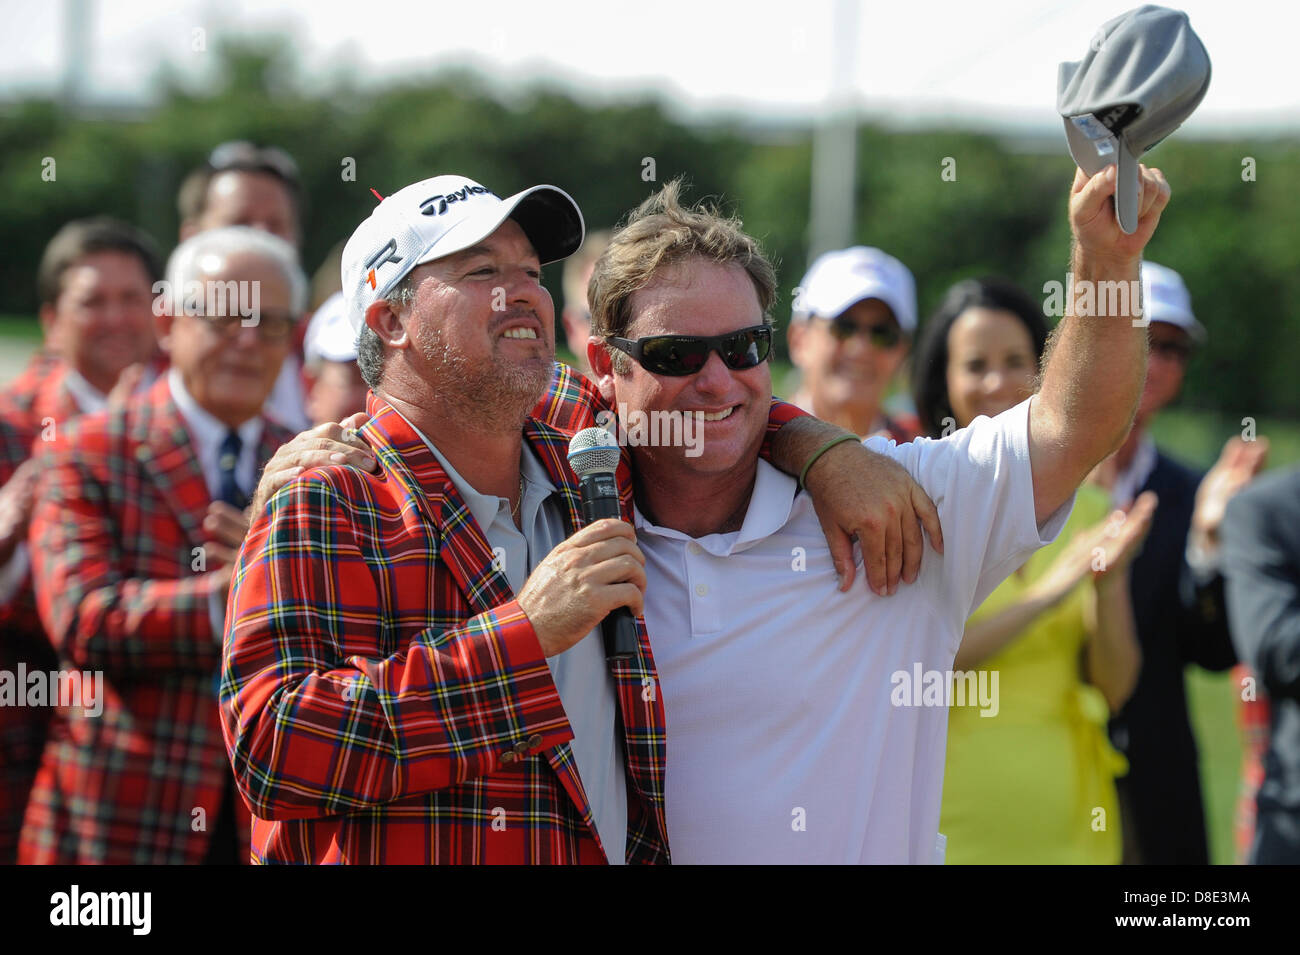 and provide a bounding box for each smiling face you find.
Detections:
[390,217,555,431]
[945,306,1039,429]
[159,250,294,427]
[1135,321,1190,425]
[788,297,909,427]
[44,250,158,394]
[598,256,771,483]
